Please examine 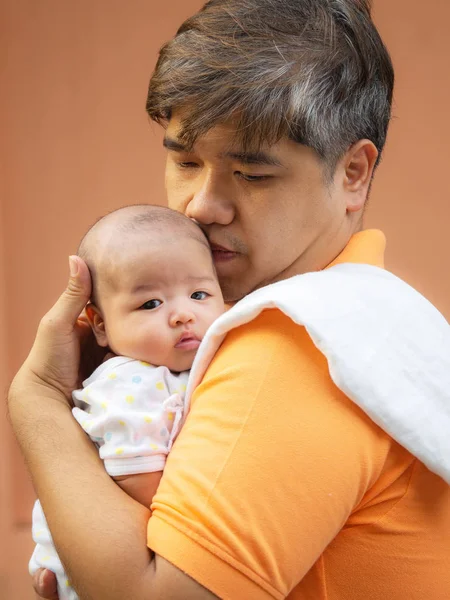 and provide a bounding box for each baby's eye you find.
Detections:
[140,299,162,310]
[191,291,210,301]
